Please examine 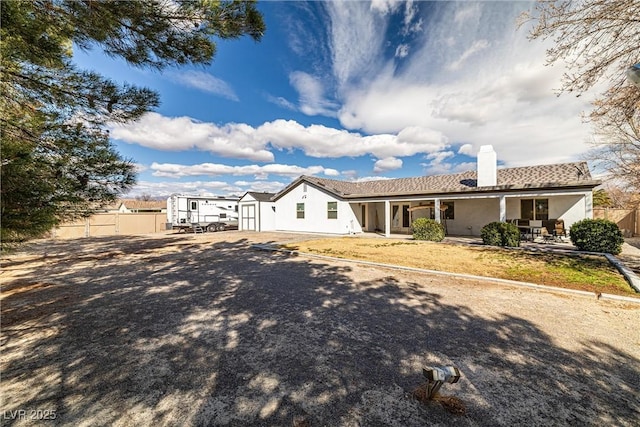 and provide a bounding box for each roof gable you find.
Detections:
[240,192,275,202]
